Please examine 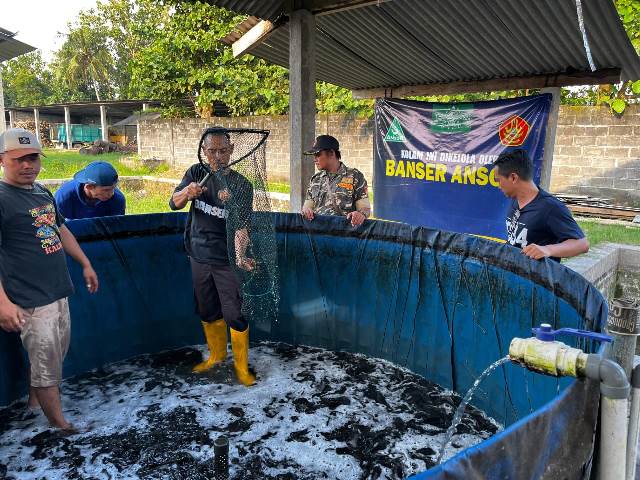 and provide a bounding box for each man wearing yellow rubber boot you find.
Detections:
[169,128,256,386]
